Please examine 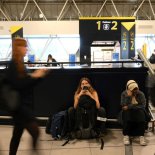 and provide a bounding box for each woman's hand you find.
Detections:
[30,69,48,78]
[127,90,132,96]
[84,90,92,97]
[122,105,128,110]
[81,90,95,101]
